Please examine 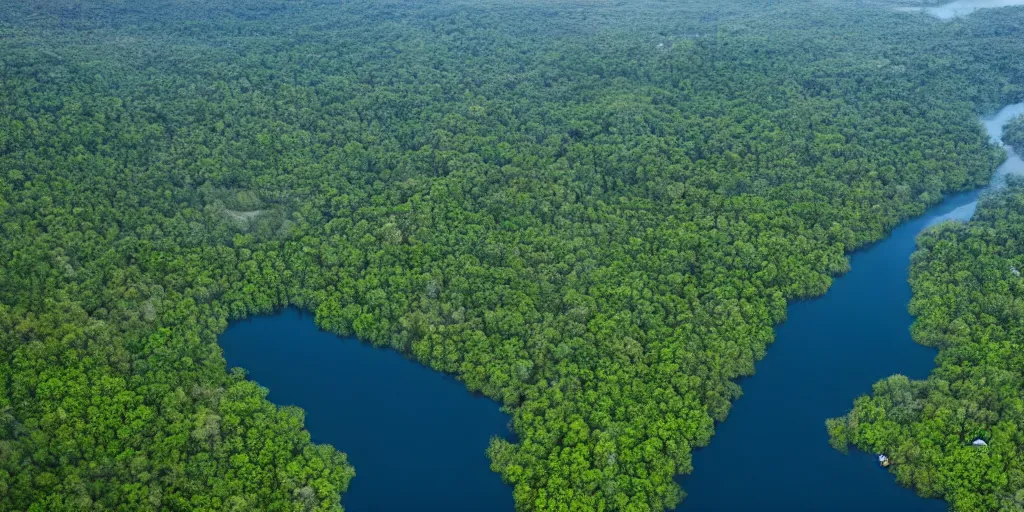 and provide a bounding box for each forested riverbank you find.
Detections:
[828,183,1024,511]
[2,1,1024,510]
